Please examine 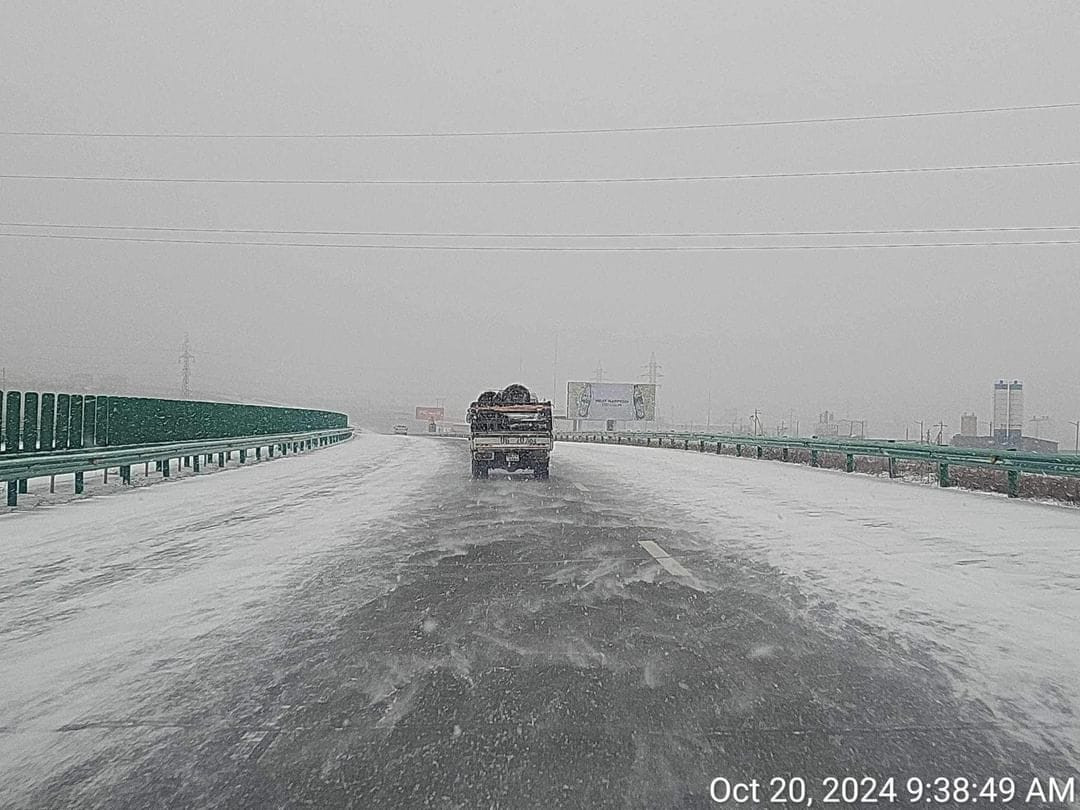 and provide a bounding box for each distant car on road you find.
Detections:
[392,424,409,435]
